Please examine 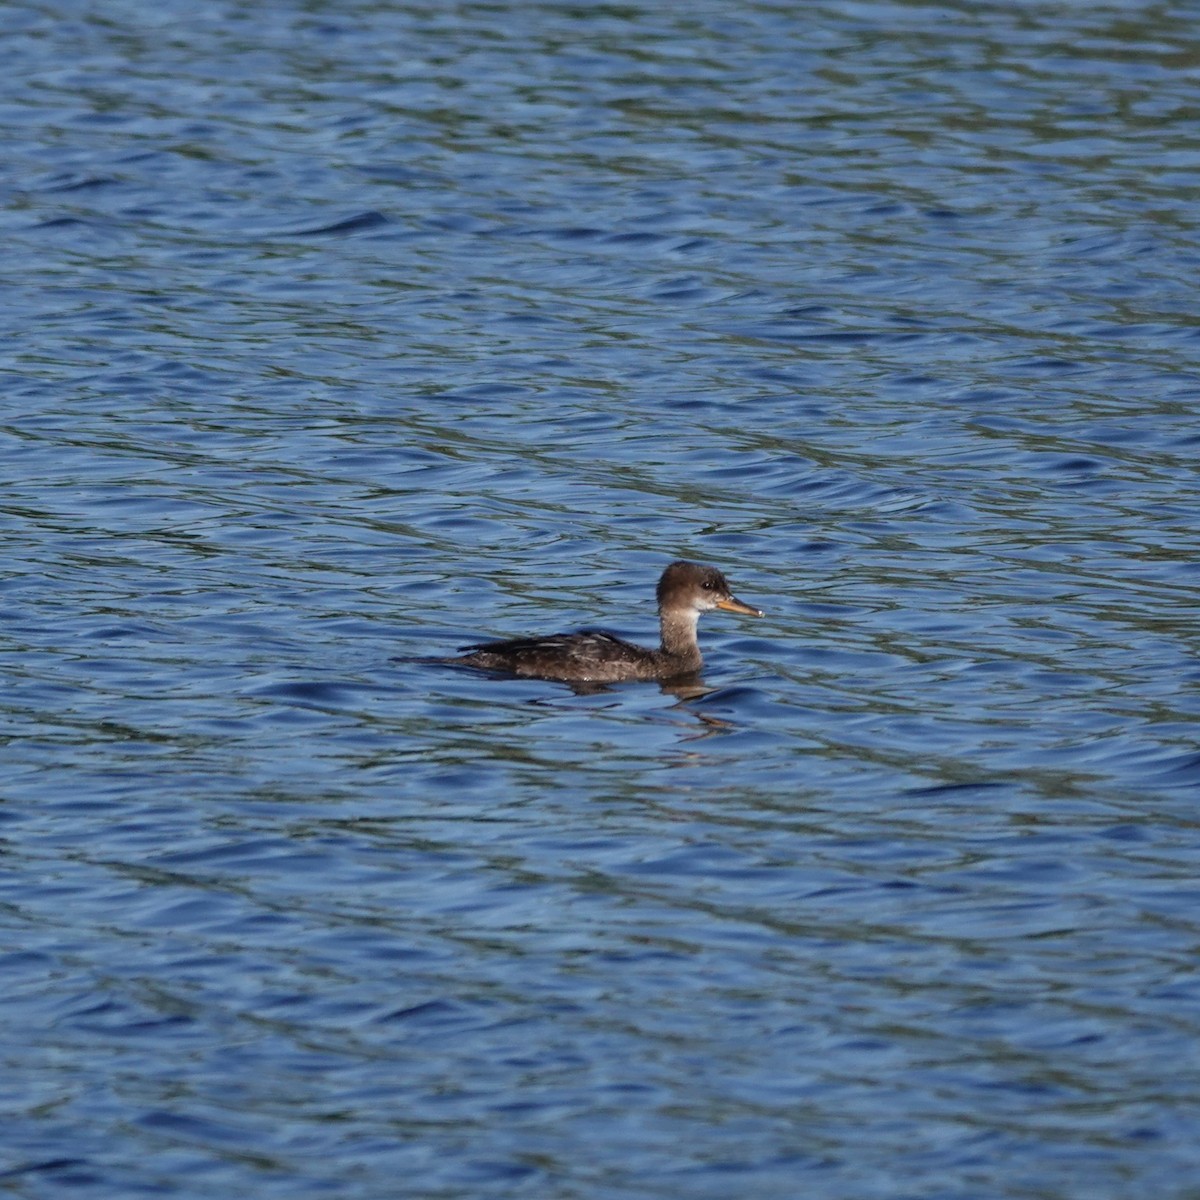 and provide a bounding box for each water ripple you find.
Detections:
[3,0,1200,1197]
